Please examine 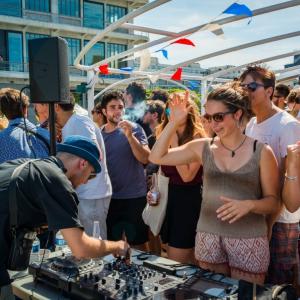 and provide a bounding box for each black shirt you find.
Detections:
[0,157,82,287]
